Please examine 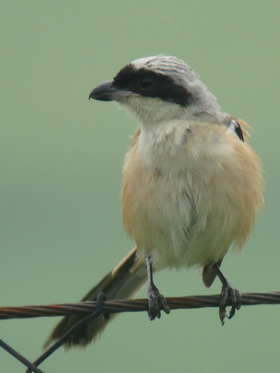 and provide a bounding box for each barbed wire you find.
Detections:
[1,291,280,373]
